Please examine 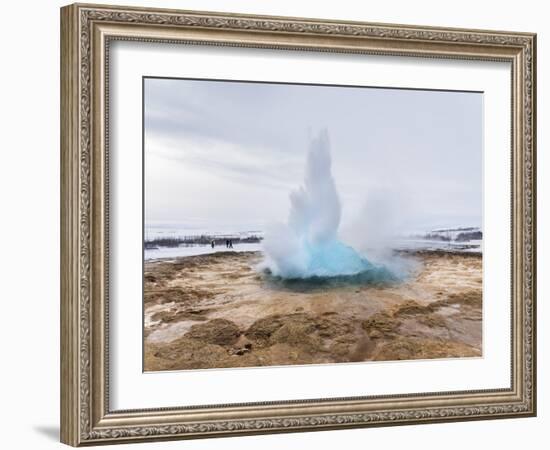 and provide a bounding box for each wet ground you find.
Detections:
[143,251,482,371]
